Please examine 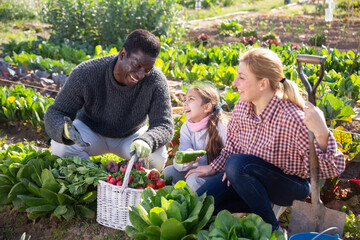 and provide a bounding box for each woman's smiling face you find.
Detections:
[232,62,261,103]
[183,90,211,123]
